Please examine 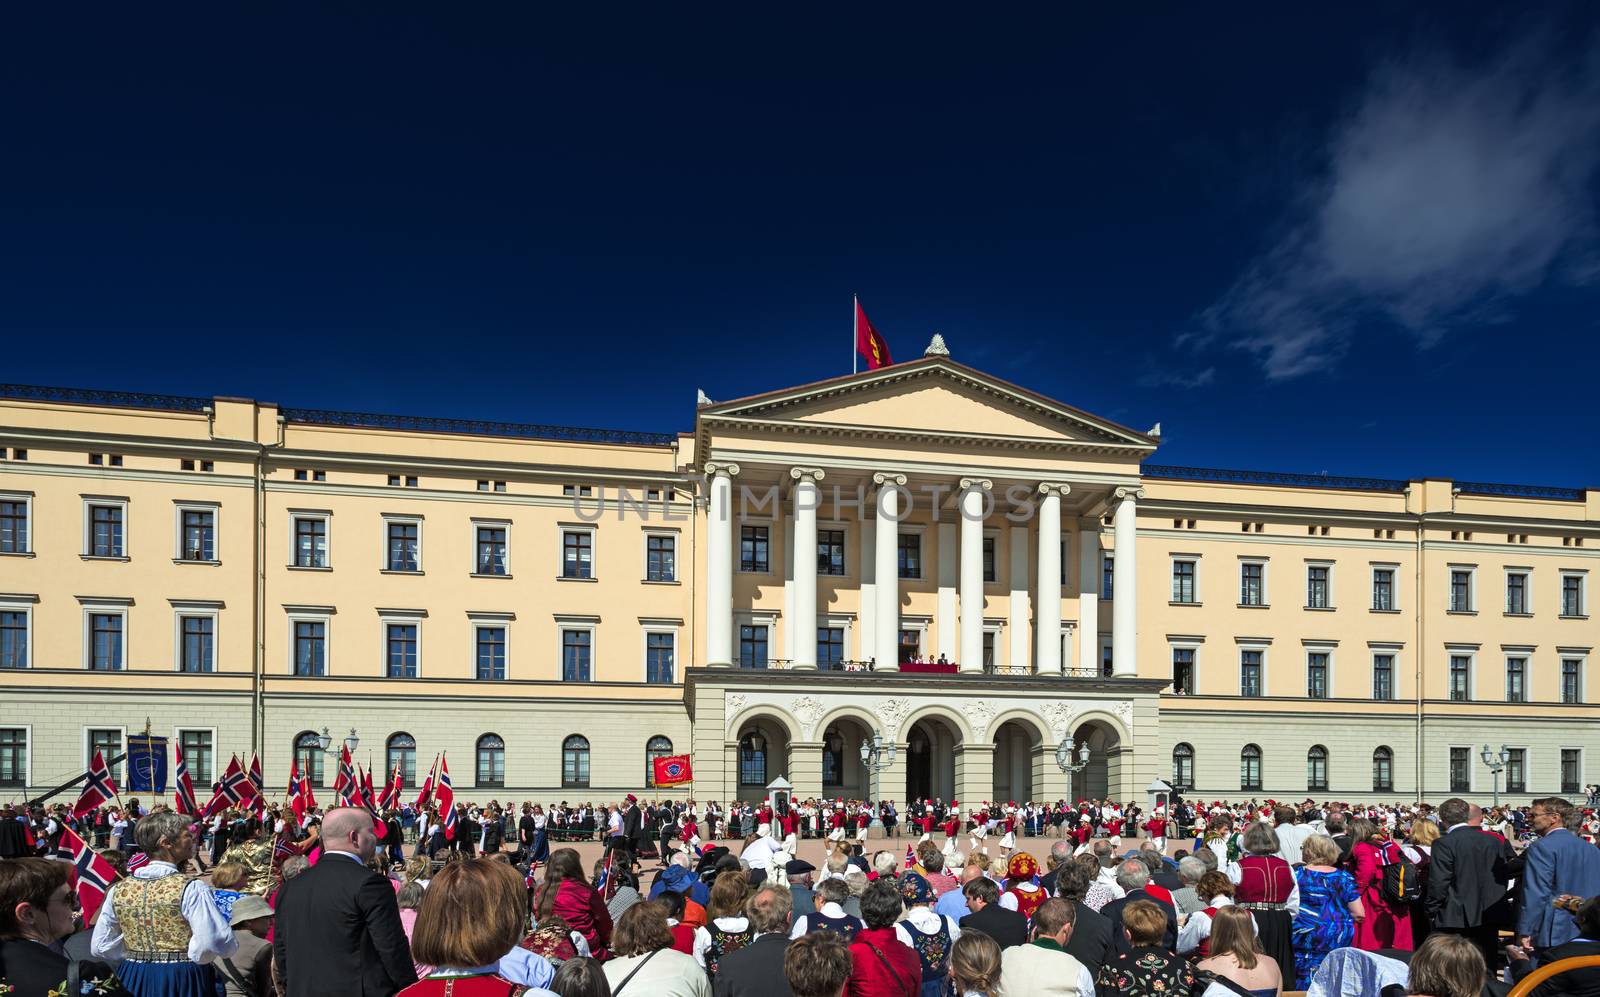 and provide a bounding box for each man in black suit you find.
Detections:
[1100,860,1178,955]
[714,883,794,997]
[1509,895,1600,992]
[273,807,417,997]
[1427,797,1514,970]
[1054,859,1115,978]
[959,876,1028,949]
